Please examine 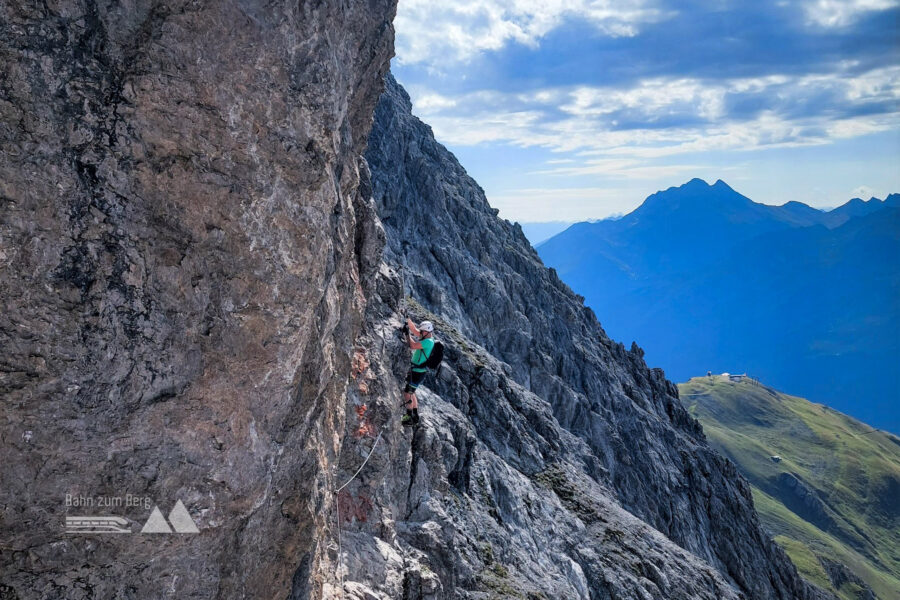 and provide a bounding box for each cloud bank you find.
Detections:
[392,0,900,220]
